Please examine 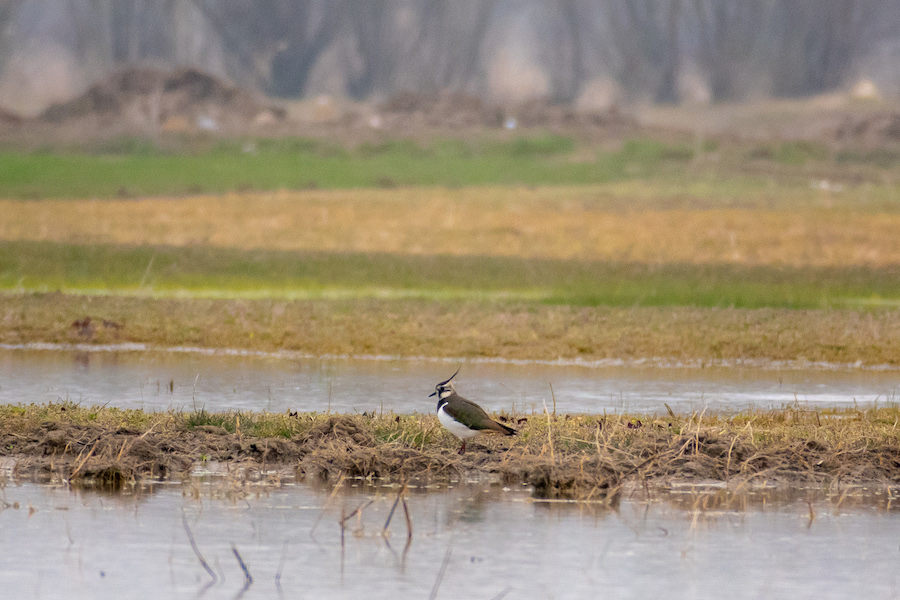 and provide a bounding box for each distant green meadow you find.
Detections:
[2,240,898,309]
[0,136,697,199]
